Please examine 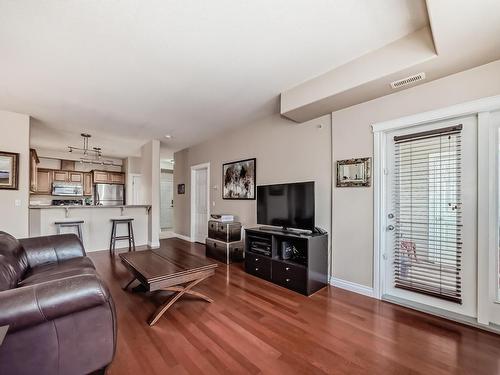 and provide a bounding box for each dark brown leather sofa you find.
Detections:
[0,231,116,375]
